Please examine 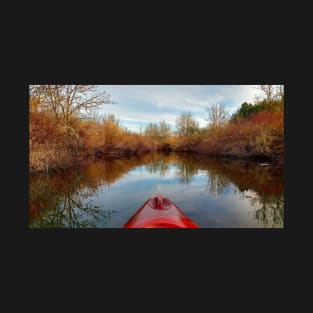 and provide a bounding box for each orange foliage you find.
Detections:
[29,99,284,172]
[248,111,283,128]
[194,111,284,163]
[29,110,162,172]
[29,111,60,145]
